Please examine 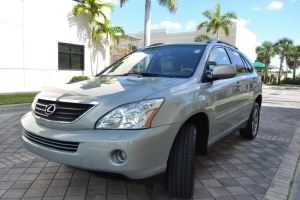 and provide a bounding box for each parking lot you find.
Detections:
[0,86,300,200]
